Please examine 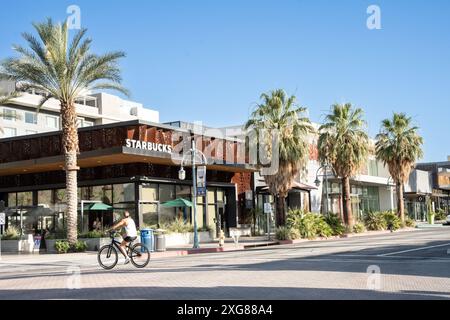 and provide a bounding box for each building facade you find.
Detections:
[415,158,450,215]
[0,120,254,238]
